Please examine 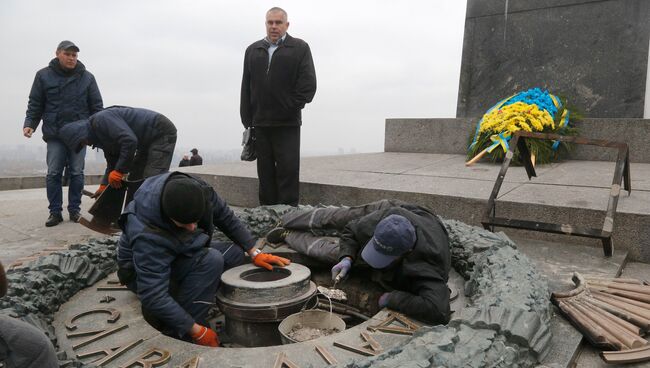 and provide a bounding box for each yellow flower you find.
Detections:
[478,102,554,136]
